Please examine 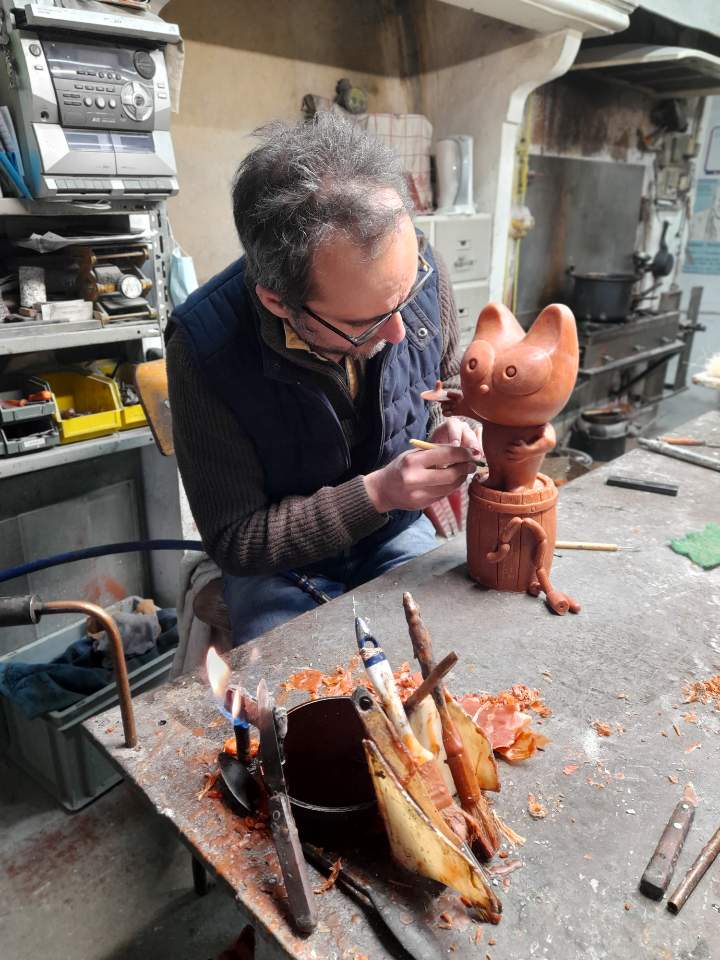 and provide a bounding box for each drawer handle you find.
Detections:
[454,256,476,269]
